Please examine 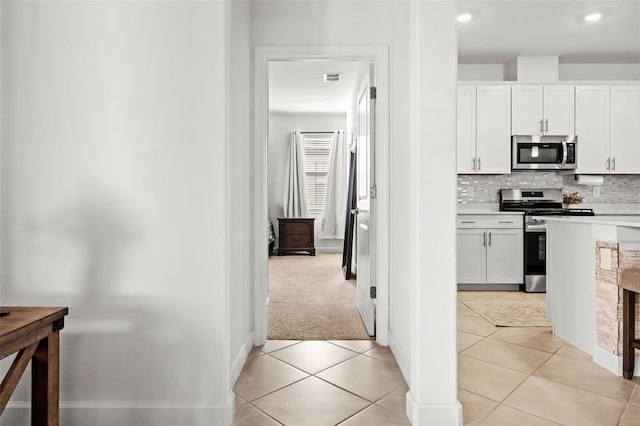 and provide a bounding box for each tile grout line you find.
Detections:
[242,401,285,426]
[618,384,636,426]
[241,350,406,423]
[264,348,361,376]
